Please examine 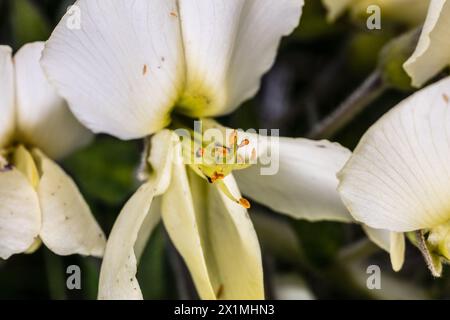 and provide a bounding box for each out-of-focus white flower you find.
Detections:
[0,42,105,260]
[339,76,450,275]
[404,0,450,87]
